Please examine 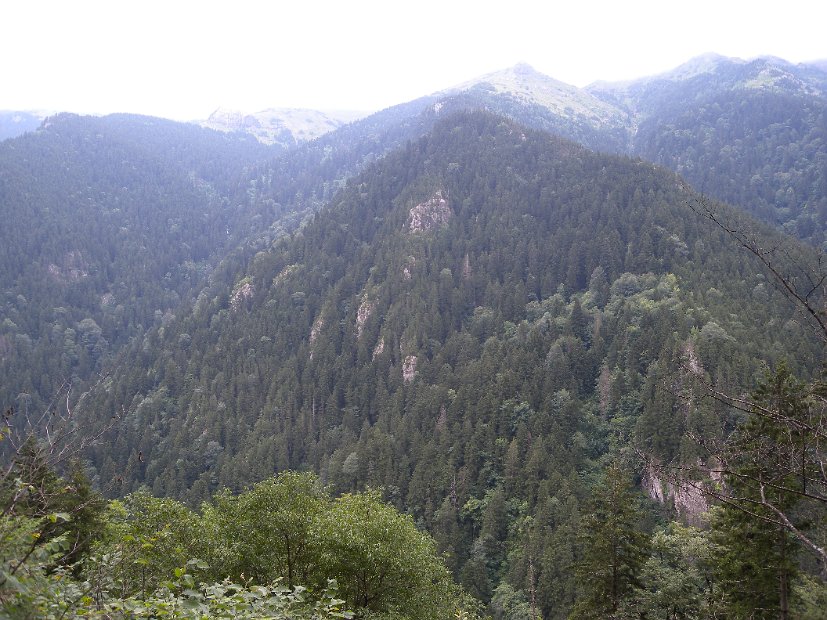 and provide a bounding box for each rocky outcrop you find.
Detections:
[462,253,472,279]
[272,264,298,287]
[642,463,709,525]
[685,340,703,375]
[402,256,416,280]
[402,355,418,383]
[229,279,255,311]
[309,315,325,361]
[46,250,88,283]
[356,296,375,338]
[372,337,385,360]
[408,190,452,233]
